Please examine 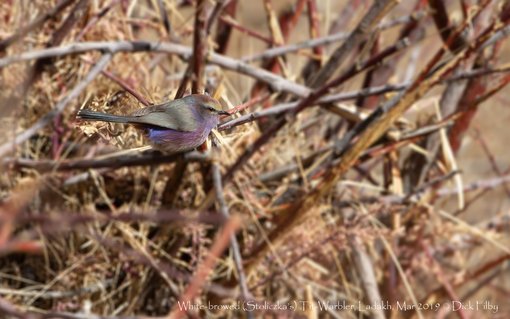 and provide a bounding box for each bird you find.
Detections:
[76,94,229,153]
